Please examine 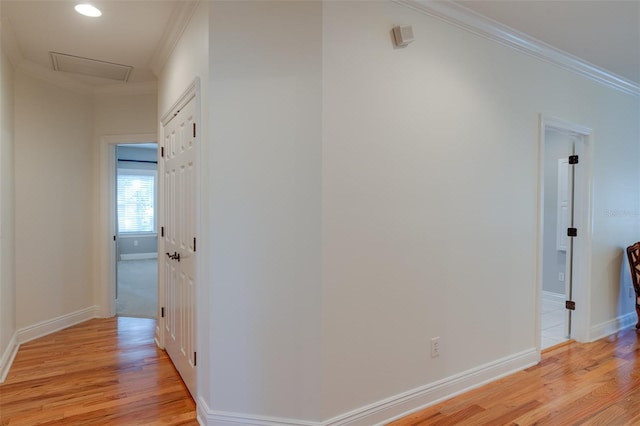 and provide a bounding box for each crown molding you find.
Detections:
[393,0,640,98]
[18,59,94,95]
[18,59,157,97]
[149,0,200,77]
[93,81,157,97]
